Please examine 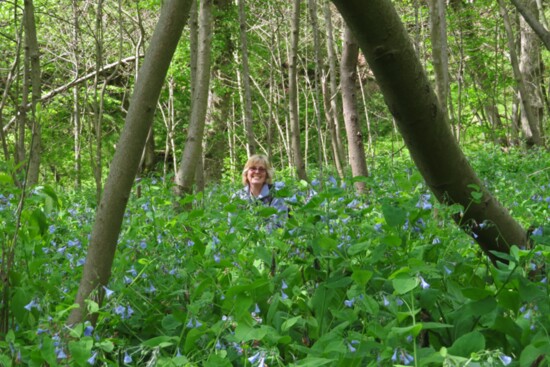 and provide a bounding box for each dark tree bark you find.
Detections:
[331,0,528,261]
[67,0,192,325]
